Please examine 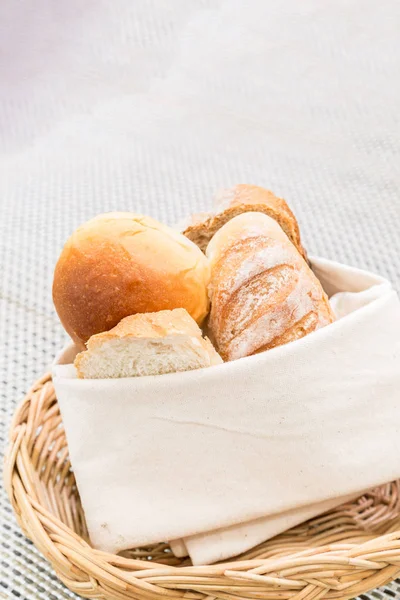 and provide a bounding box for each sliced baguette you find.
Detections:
[75,308,222,379]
